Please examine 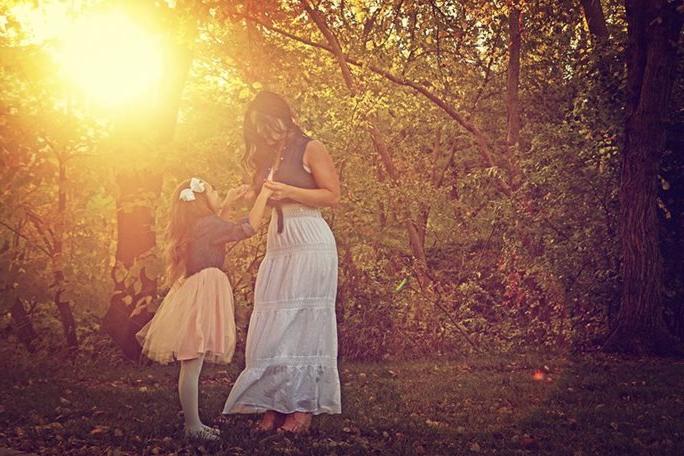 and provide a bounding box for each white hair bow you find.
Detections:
[179,188,196,201]
[179,177,206,202]
[190,177,206,193]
